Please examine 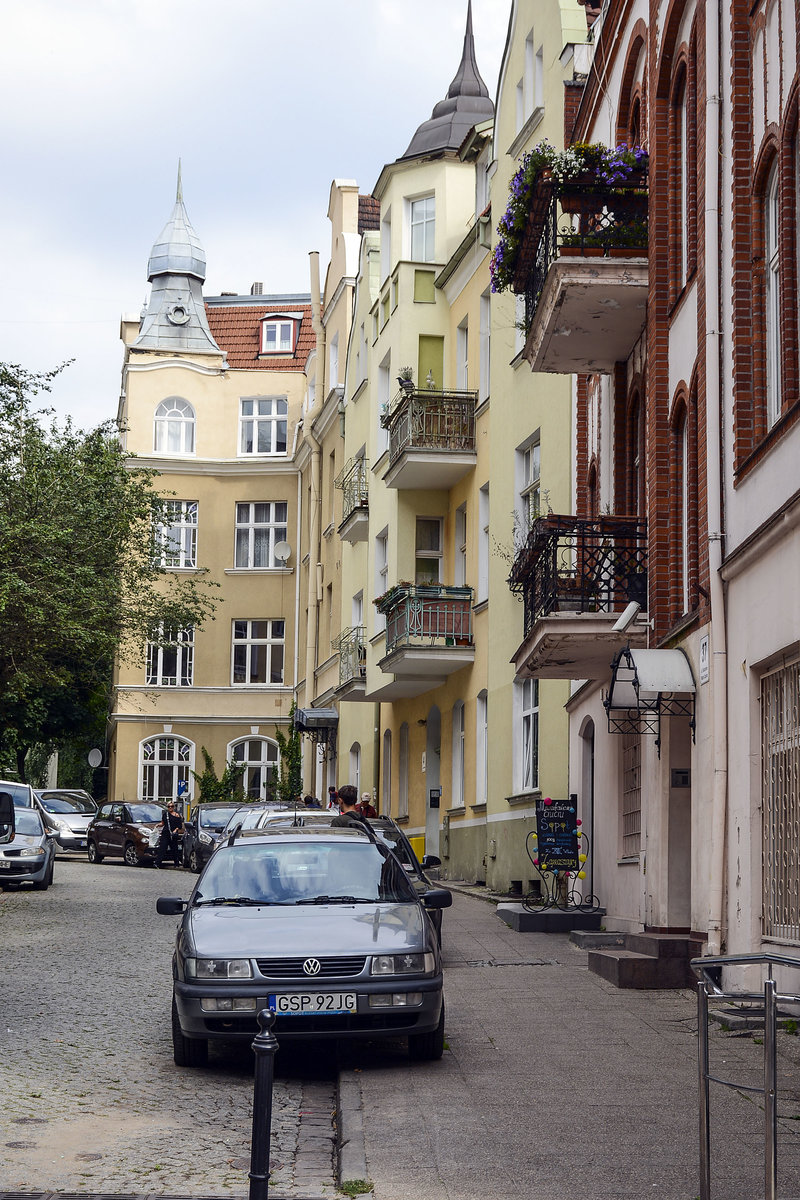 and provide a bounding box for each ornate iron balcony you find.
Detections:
[332,625,367,686]
[375,584,474,654]
[334,457,368,524]
[380,388,478,467]
[508,514,647,639]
